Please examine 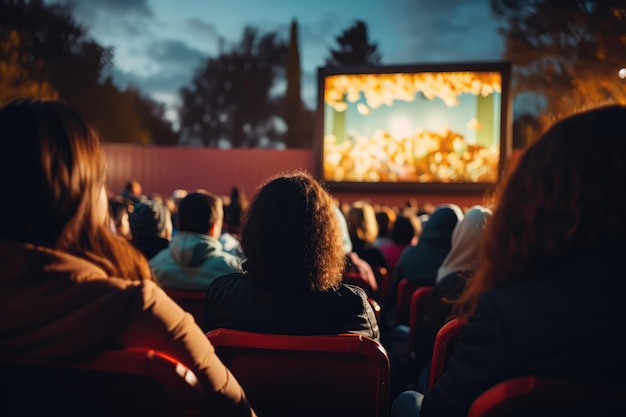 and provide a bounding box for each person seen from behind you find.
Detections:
[203,171,379,340]
[392,105,626,417]
[150,190,242,290]
[0,99,256,417]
